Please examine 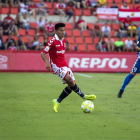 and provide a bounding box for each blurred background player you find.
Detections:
[41,23,96,112]
[118,35,140,98]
